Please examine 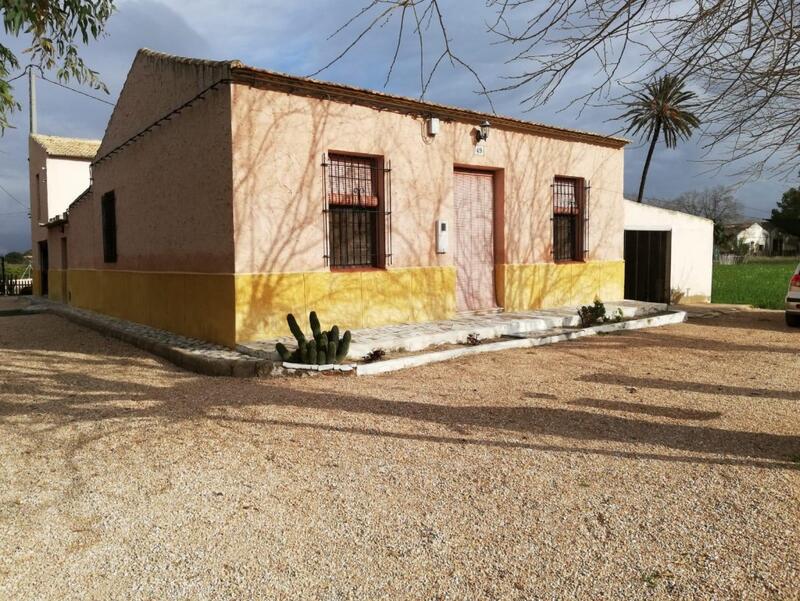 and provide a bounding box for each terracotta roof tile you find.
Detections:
[31,134,101,160]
